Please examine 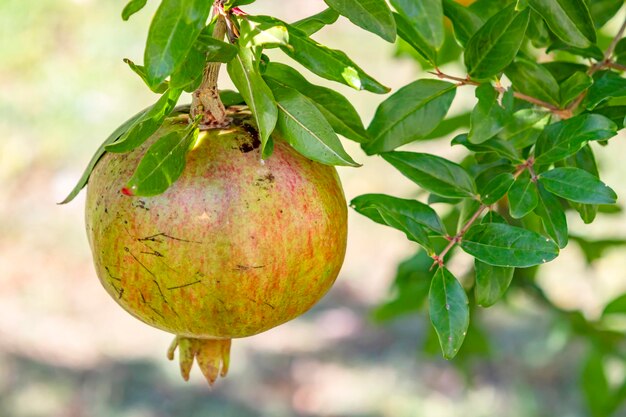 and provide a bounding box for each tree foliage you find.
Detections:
[62,0,626,414]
